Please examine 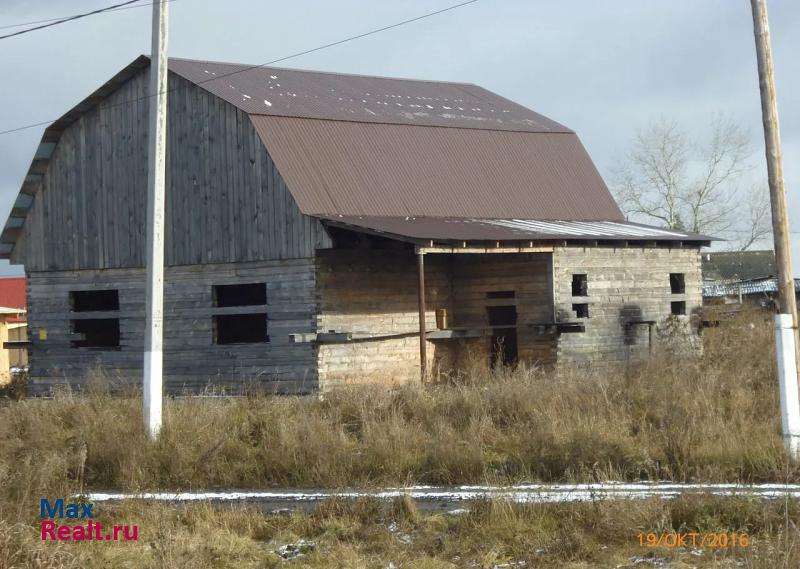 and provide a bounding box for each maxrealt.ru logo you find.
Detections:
[40,499,138,542]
